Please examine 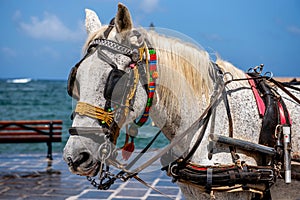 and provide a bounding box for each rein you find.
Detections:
[128,65,227,175]
[117,66,299,198]
[81,65,226,198]
[160,66,300,198]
